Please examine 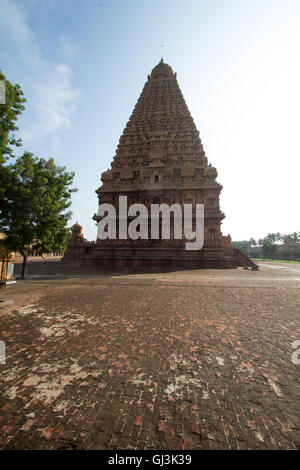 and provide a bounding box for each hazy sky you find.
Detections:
[1,0,299,241]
